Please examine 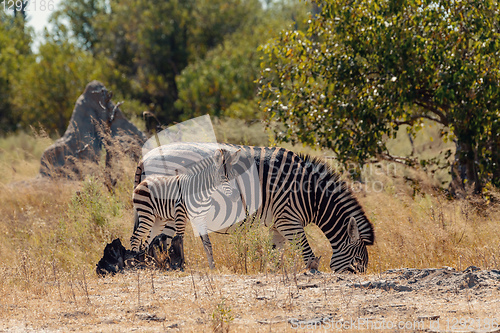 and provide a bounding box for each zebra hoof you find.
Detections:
[168,235,185,271]
[305,256,321,271]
